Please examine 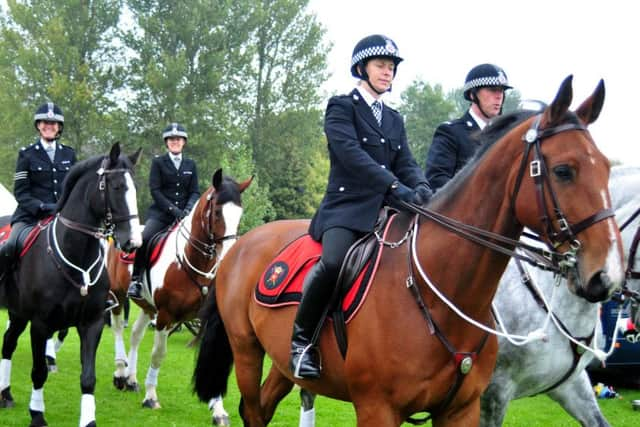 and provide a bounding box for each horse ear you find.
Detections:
[575,79,605,125]
[109,142,121,165]
[238,175,254,193]
[129,148,143,166]
[545,75,573,126]
[212,168,223,191]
